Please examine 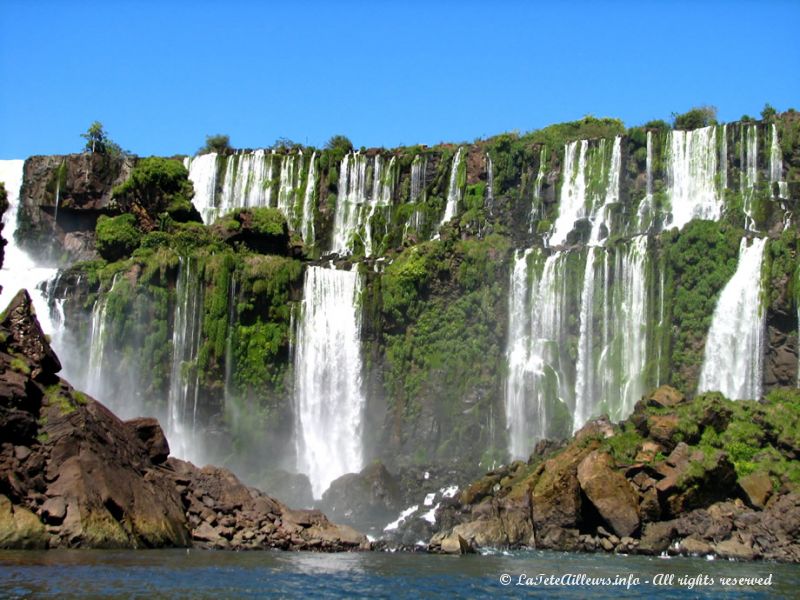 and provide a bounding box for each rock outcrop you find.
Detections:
[0,290,367,551]
[430,386,800,562]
